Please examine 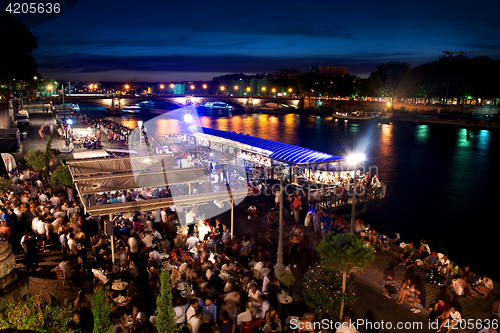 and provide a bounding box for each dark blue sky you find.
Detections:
[24,0,500,81]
